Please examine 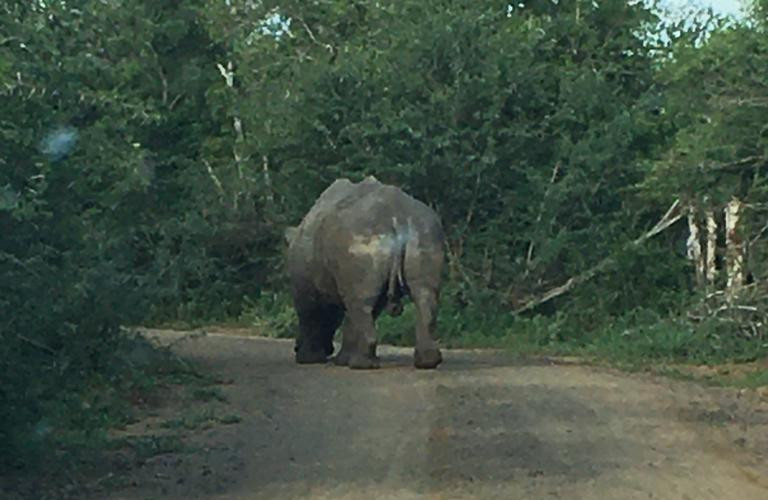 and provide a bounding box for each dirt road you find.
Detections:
[106,330,768,500]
